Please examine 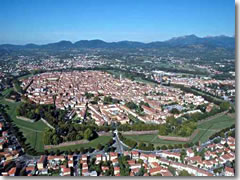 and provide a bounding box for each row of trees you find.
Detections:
[172,84,224,105]
[5,90,21,101]
[118,131,198,151]
[209,124,235,140]
[43,127,97,145]
[43,138,115,156]
[125,101,150,116]
[118,133,137,149]
[16,102,68,122]
[158,116,197,137]
[16,101,114,145]
[118,122,159,131]
[158,100,231,137]
[16,102,40,119]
